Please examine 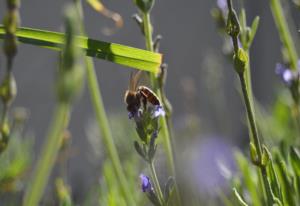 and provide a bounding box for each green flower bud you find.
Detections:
[234,48,248,74]
[1,122,10,140]
[56,5,84,103]
[226,10,240,37]
[133,0,155,13]
[0,73,17,105]
[261,145,271,167]
[6,0,21,10]
[3,11,19,34]
[250,142,259,165]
